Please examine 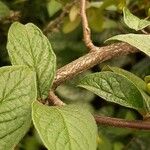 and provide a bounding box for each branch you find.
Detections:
[94,115,150,130]
[52,42,137,89]
[80,0,98,51]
